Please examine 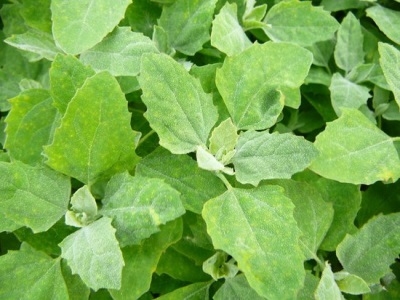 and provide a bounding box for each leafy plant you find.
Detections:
[1,0,400,299]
